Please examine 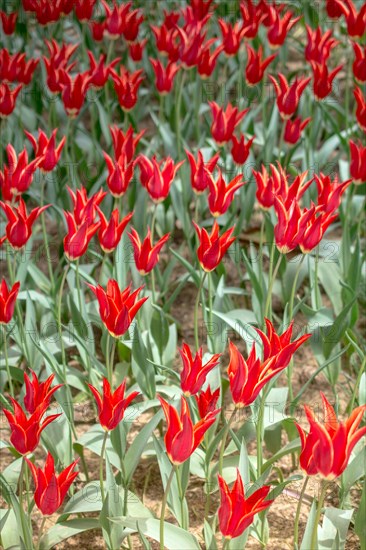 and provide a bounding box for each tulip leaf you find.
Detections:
[0,508,20,550]
[341,445,366,497]
[354,477,366,550]
[39,518,100,550]
[203,519,218,550]
[317,507,354,550]
[100,454,125,550]
[300,499,317,550]
[169,247,201,287]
